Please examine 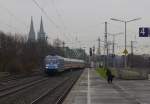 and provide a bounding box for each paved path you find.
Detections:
[63,68,150,104]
